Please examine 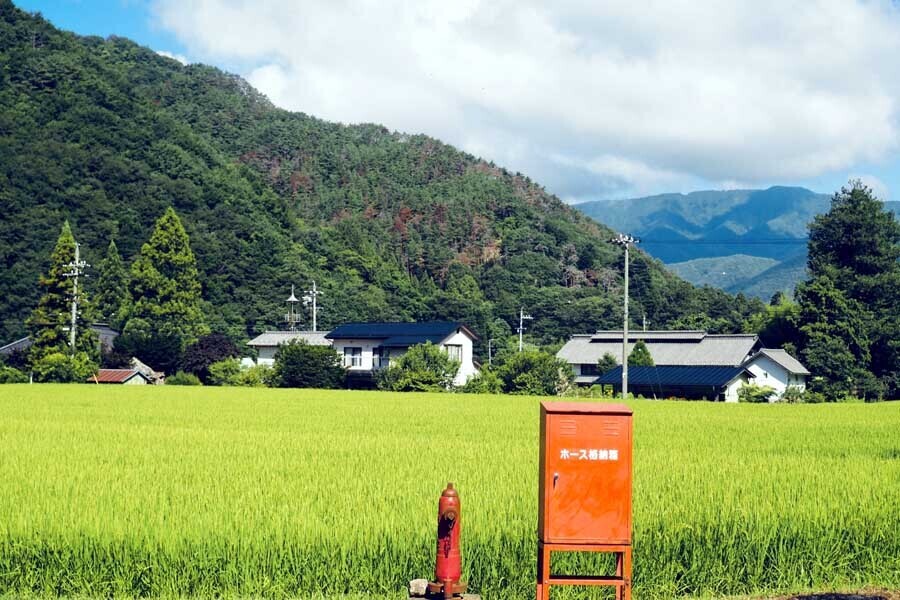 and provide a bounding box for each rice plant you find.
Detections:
[0,385,897,598]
